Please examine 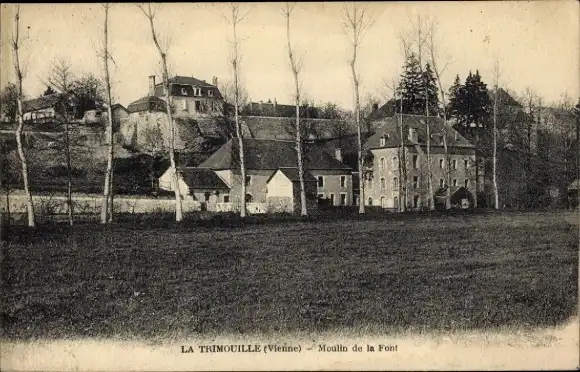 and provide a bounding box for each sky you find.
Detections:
[1,2,578,110]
